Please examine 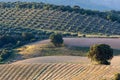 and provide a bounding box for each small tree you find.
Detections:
[49,33,63,47]
[88,44,113,65]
